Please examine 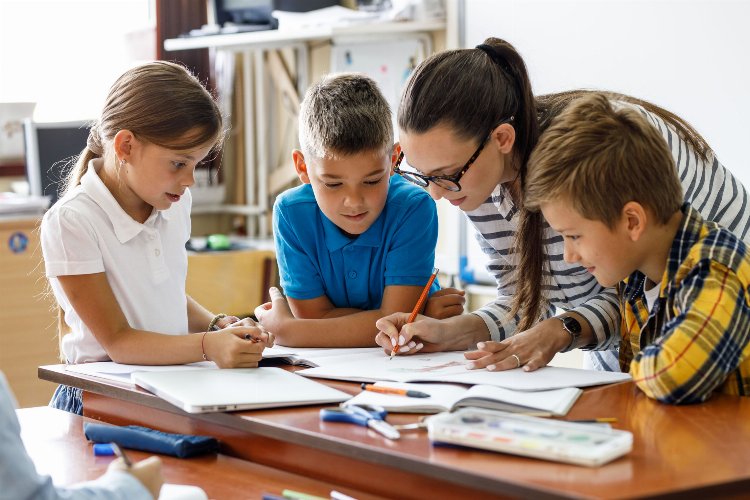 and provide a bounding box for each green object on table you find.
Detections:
[207,234,231,250]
